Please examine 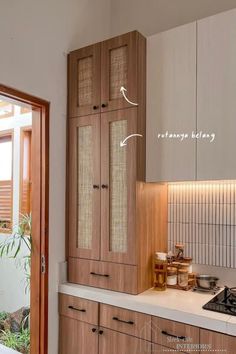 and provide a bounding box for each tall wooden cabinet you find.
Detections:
[67,31,167,295]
